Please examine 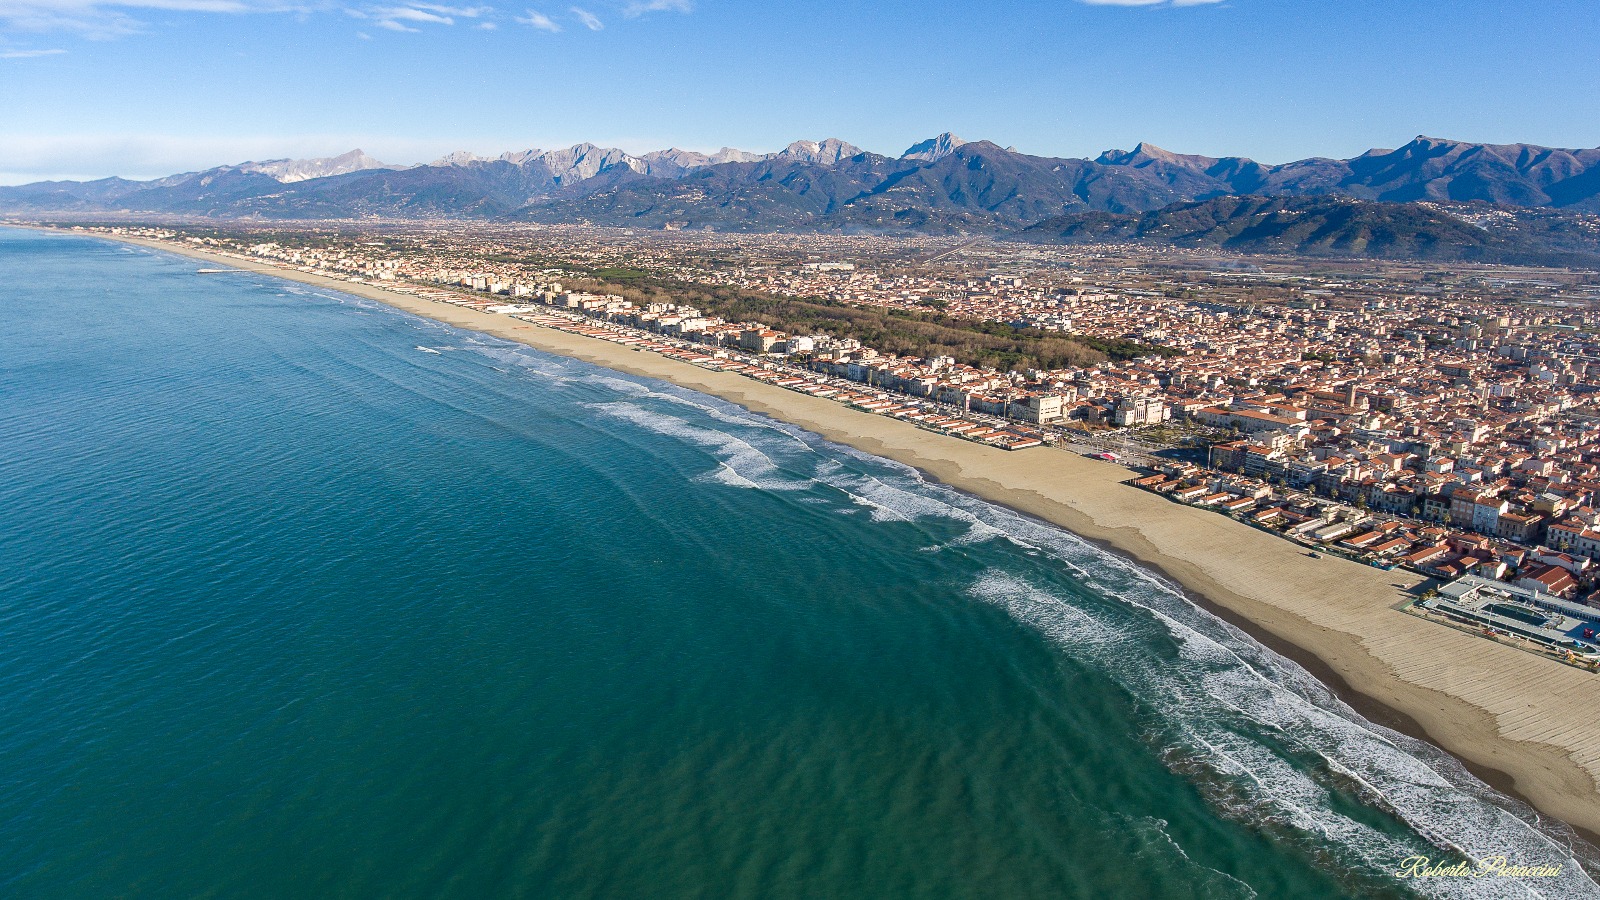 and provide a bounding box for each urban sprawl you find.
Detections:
[71,222,1600,669]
